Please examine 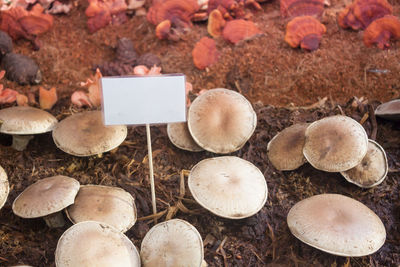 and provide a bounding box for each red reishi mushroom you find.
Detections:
[85,0,128,33]
[363,15,400,49]
[192,37,220,70]
[285,16,326,51]
[39,87,57,110]
[222,19,262,44]
[208,9,226,37]
[280,0,324,18]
